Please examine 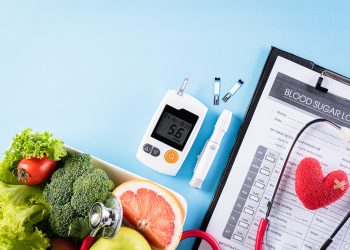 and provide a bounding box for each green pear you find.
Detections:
[90,226,151,250]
